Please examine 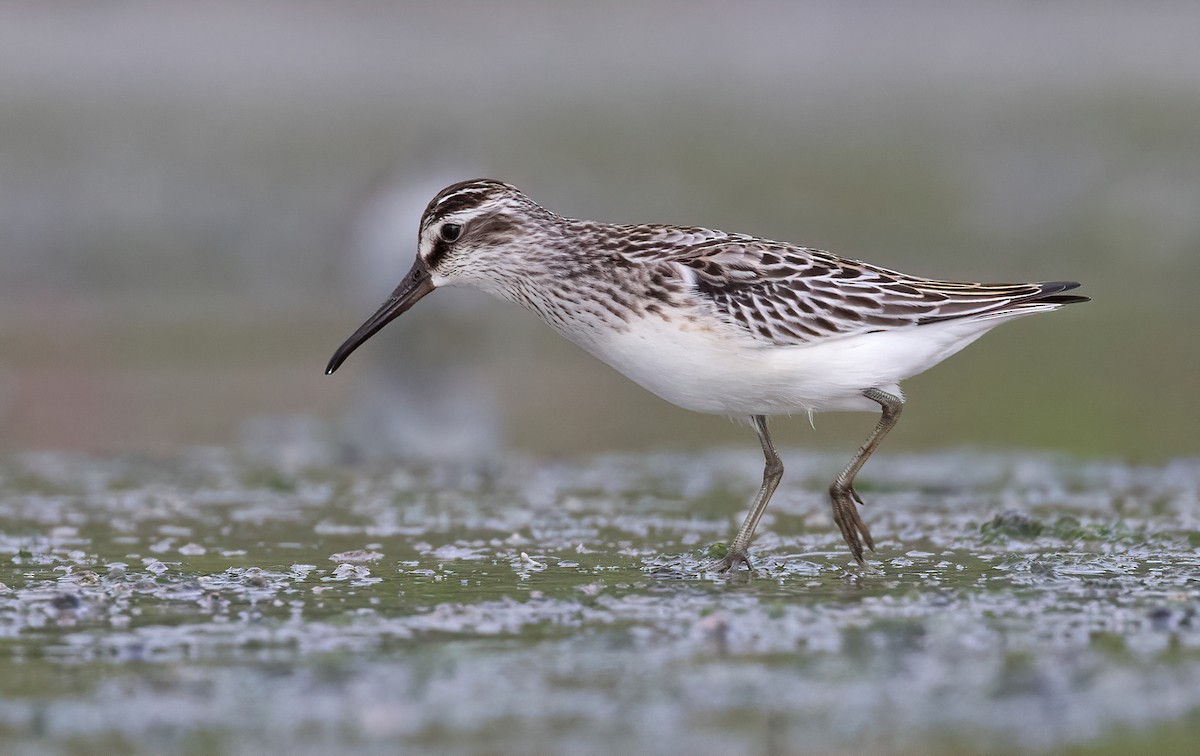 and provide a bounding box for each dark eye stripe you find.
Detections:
[425,237,451,269]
